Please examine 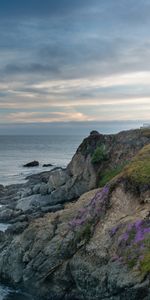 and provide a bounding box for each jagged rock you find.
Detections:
[32,183,41,194]
[48,168,69,189]
[47,185,54,194]
[39,183,49,195]
[6,221,28,234]
[0,208,21,222]
[67,152,97,192]
[16,194,52,213]
[16,195,41,213]
[32,183,52,196]
[9,214,28,224]
[26,170,52,184]
[19,188,33,198]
